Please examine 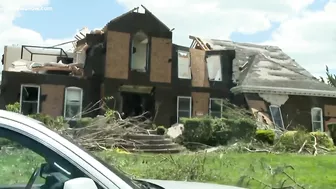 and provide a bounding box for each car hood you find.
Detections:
[138,179,246,189]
